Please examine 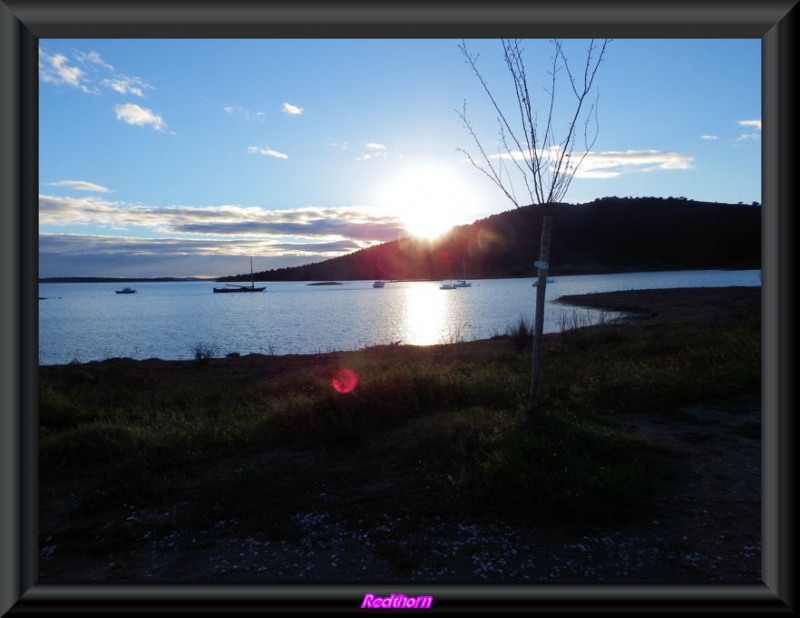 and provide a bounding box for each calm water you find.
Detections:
[38,269,761,365]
